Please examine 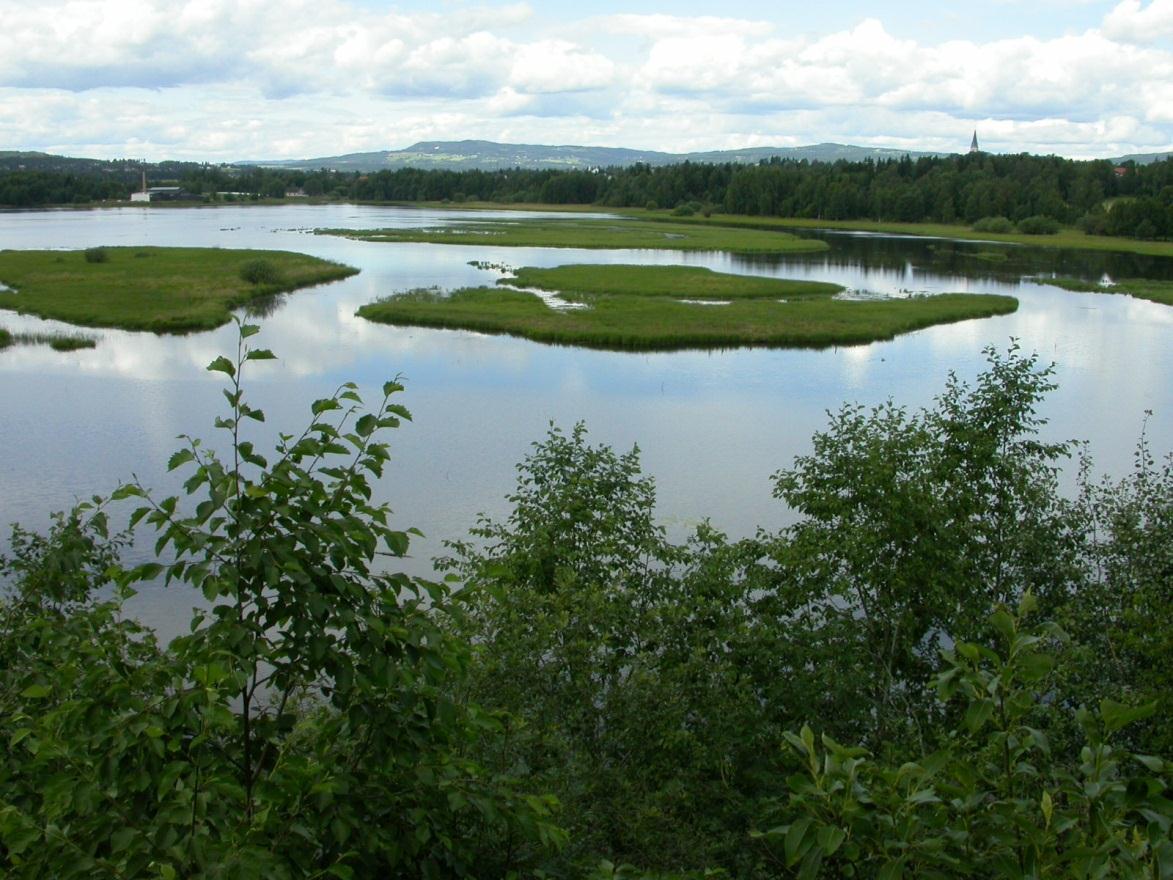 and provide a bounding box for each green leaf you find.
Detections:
[356,414,378,437]
[785,816,813,866]
[818,826,847,856]
[1100,699,1157,733]
[20,684,51,699]
[206,355,235,377]
[110,827,137,853]
[239,322,261,338]
[245,348,277,361]
[168,449,195,471]
[312,397,341,416]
